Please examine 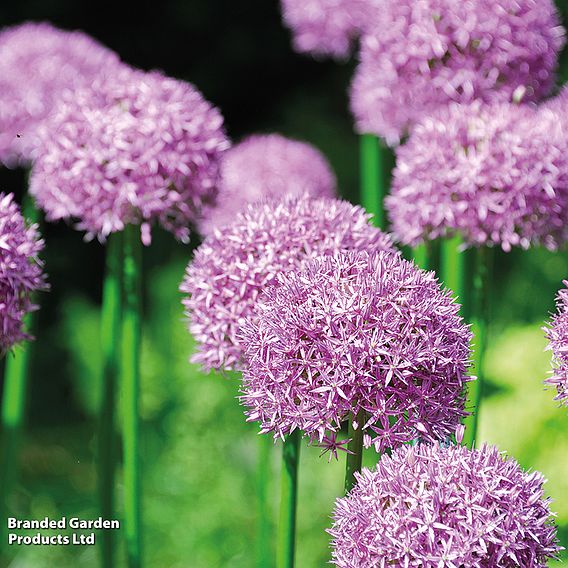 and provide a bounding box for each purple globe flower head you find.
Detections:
[350,0,566,144]
[386,101,568,251]
[329,443,561,567]
[30,65,229,244]
[181,195,394,373]
[0,193,48,354]
[0,21,122,167]
[240,250,472,452]
[199,133,337,235]
[280,0,382,59]
[544,280,568,407]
